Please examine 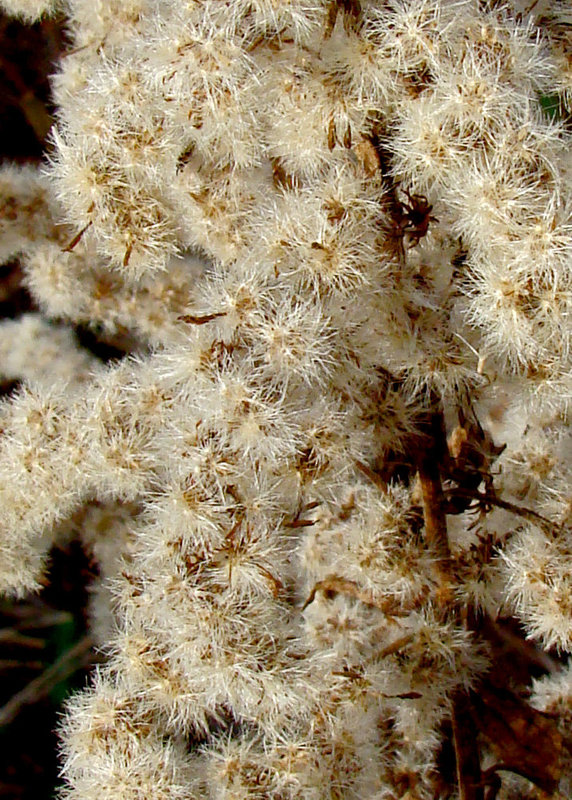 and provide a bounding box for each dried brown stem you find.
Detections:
[452,690,484,800]
[444,487,558,534]
[418,457,451,563]
[415,405,455,602]
[178,311,227,324]
[62,220,92,252]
